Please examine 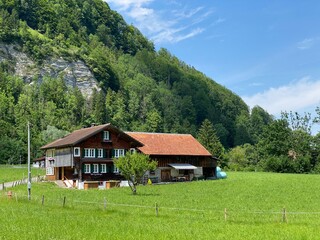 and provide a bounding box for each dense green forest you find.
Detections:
[0,0,319,174]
